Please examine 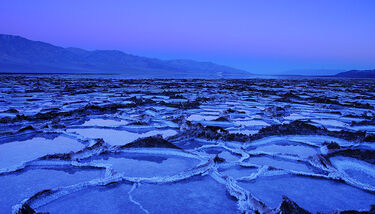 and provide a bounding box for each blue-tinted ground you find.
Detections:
[1,75,375,213]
